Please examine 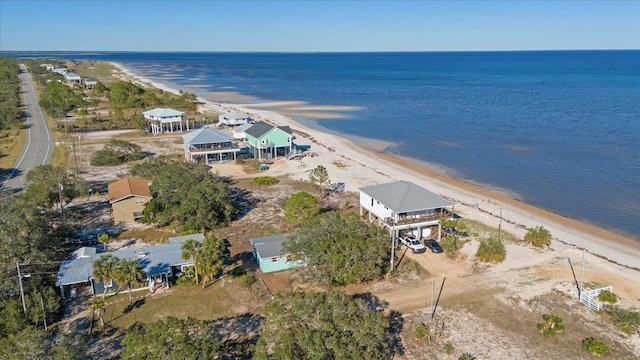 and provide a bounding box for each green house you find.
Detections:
[250,233,305,273]
[245,121,294,160]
